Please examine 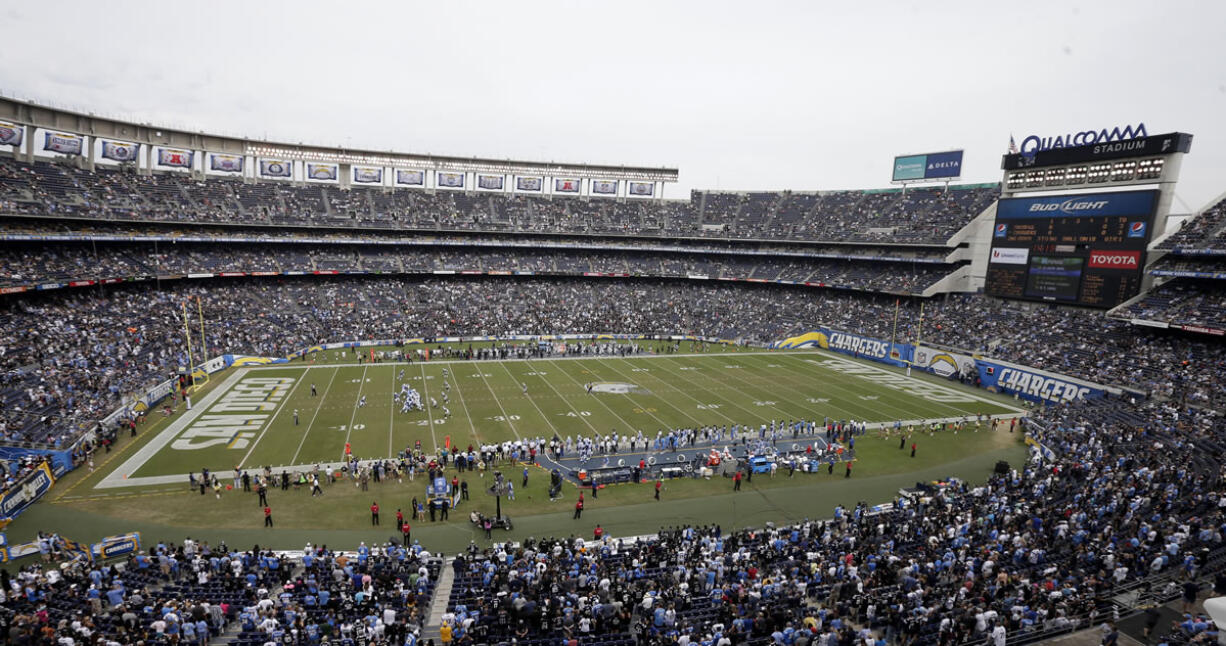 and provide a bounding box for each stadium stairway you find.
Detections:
[421,557,456,643]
